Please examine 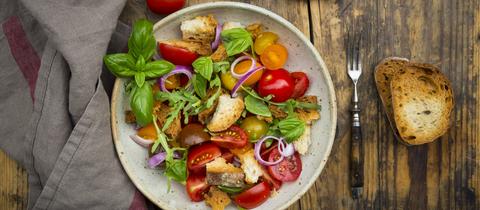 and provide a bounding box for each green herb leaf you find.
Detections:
[128,19,156,60]
[144,60,174,78]
[162,101,185,131]
[192,57,214,80]
[103,53,136,77]
[217,185,244,194]
[213,61,230,73]
[244,95,272,117]
[193,74,207,98]
[278,116,305,143]
[130,83,153,126]
[164,158,187,183]
[135,72,145,87]
[221,28,253,56]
